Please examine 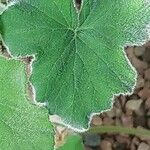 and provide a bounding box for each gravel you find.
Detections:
[125,99,143,111]
[137,142,150,150]
[100,140,112,150]
[91,115,103,126]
